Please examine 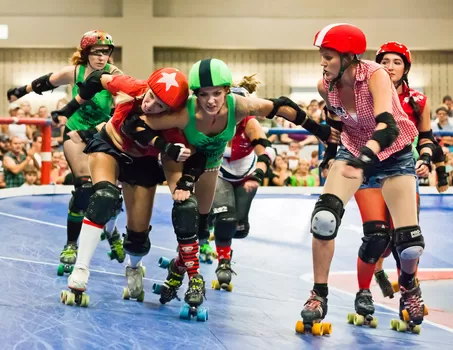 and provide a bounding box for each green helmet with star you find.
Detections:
[188,58,233,92]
